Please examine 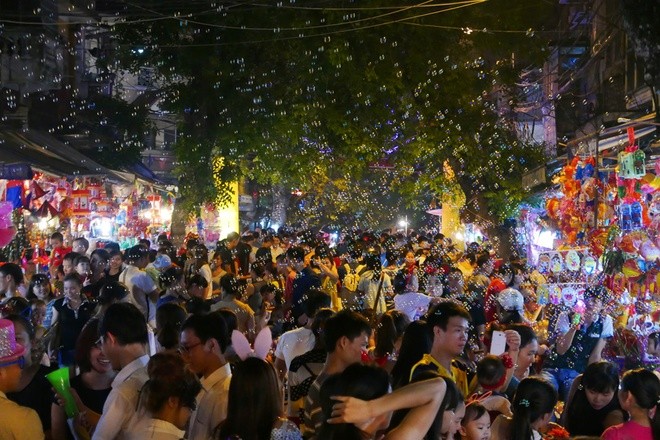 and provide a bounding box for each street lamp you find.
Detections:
[398,216,408,236]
